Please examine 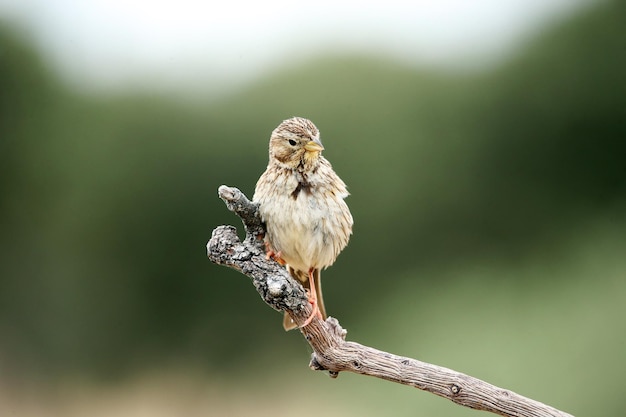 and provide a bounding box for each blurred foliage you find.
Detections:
[0,1,625,416]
